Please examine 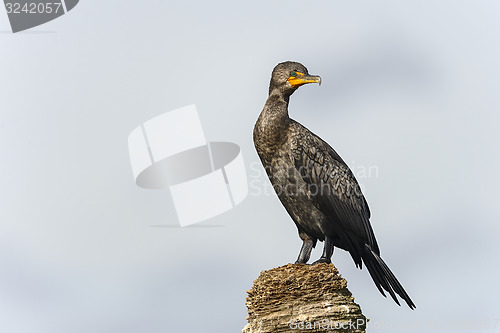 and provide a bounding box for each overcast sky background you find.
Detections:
[1,1,500,332]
